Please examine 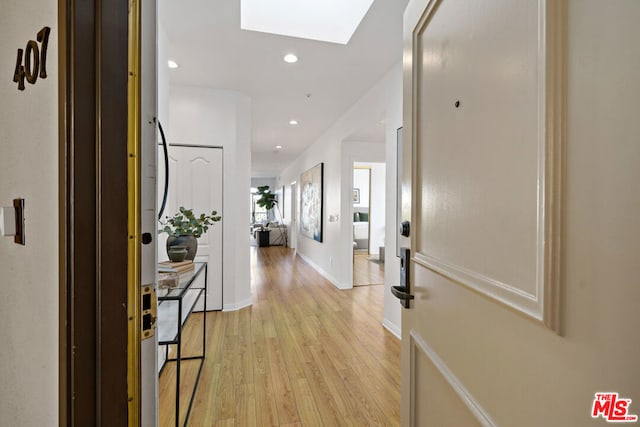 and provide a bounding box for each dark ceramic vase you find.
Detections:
[167,245,188,262]
[167,234,197,260]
